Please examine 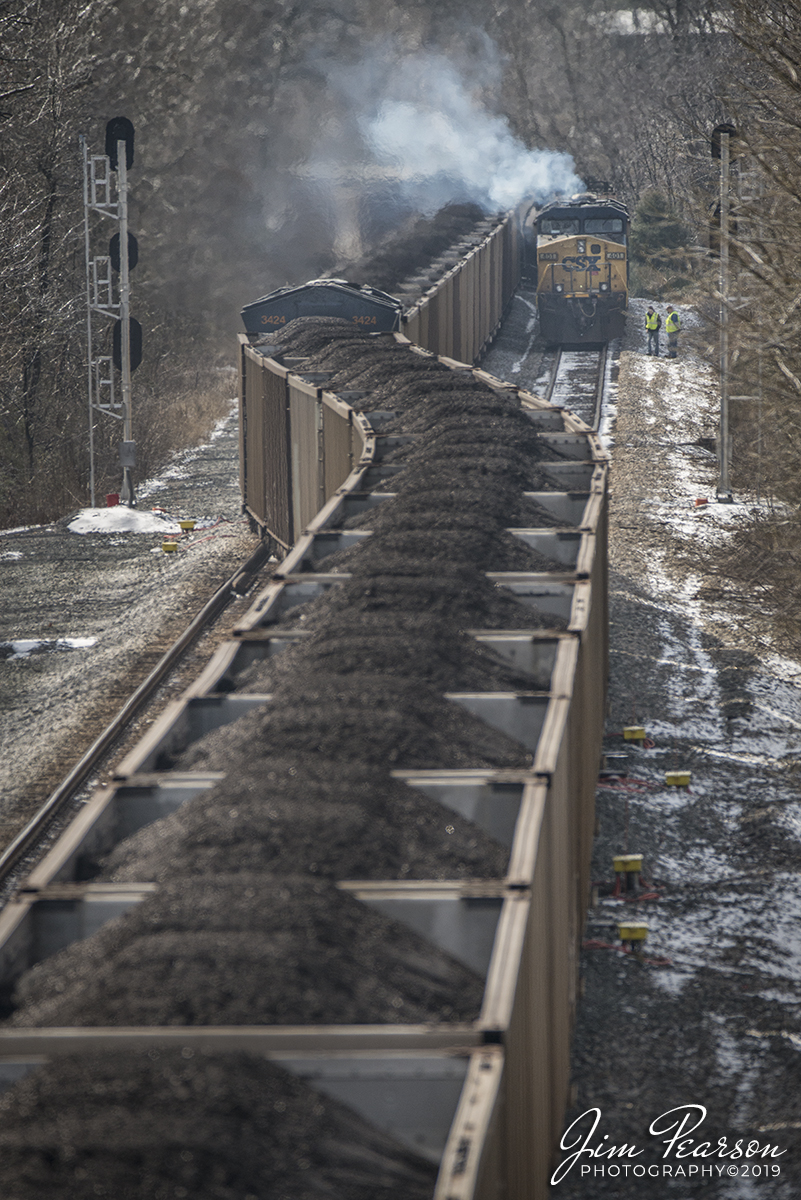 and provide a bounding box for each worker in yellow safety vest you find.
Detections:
[666,306,681,358]
[645,306,661,356]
